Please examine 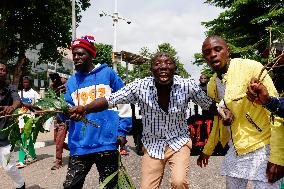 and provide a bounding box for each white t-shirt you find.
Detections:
[18,88,40,105]
[18,88,40,128]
